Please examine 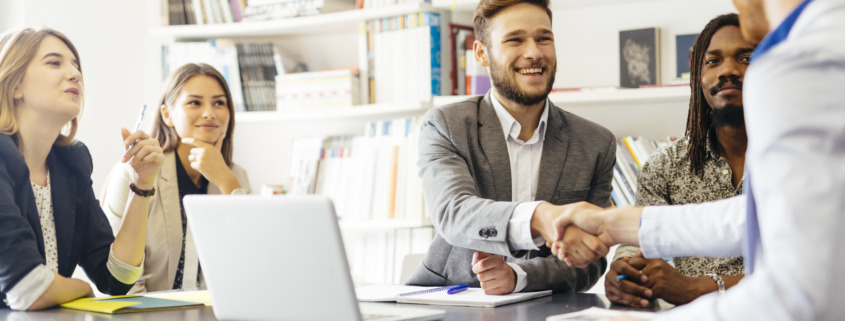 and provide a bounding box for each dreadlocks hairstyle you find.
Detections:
[473,0,552,46]
[685,13,740,176]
